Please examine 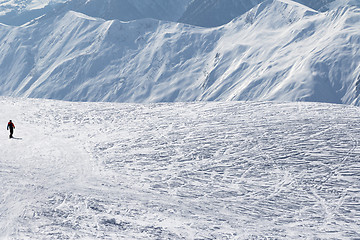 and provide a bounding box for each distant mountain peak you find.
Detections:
[179,0,264,28]
[0,0,359,105]
[0,0,192,26]
[178,0,359,27]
